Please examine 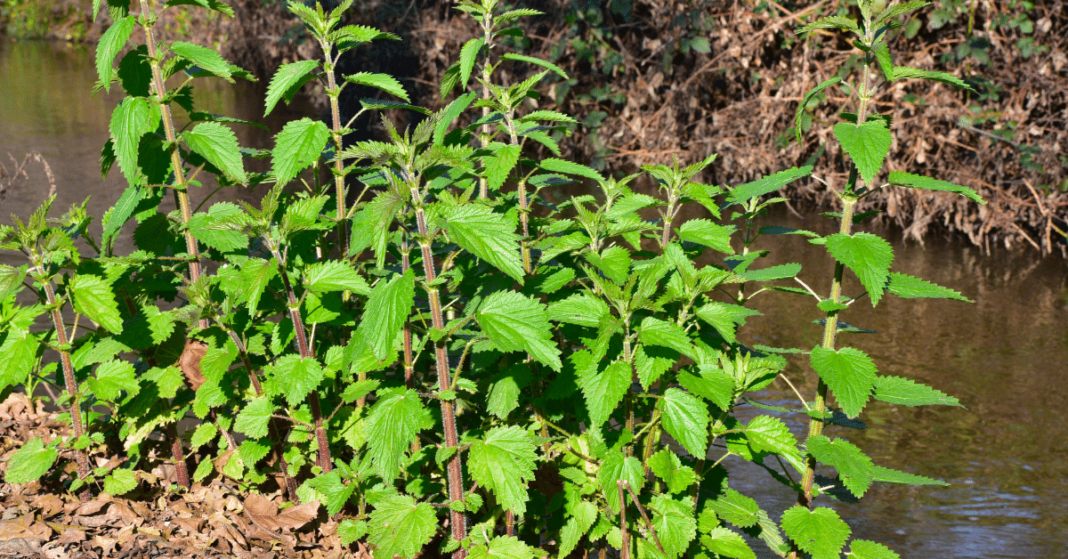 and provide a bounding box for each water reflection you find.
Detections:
[2,40,1066,559]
